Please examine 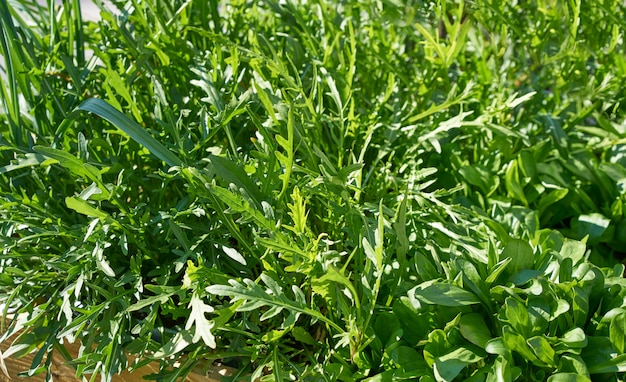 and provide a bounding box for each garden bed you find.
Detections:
[2,0,626,380]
